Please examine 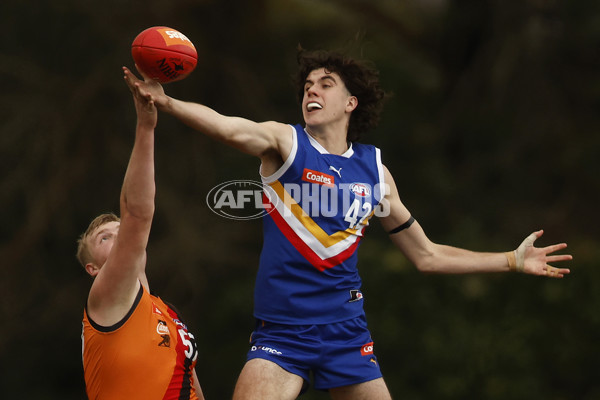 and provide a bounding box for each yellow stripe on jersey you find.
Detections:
[269,180,374,248]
